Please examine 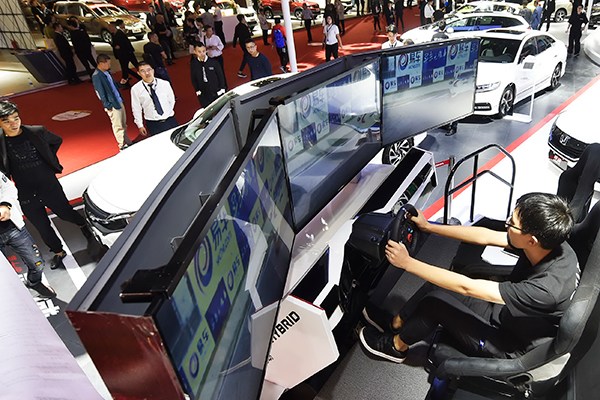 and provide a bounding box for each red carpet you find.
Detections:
[9,11,422,177]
